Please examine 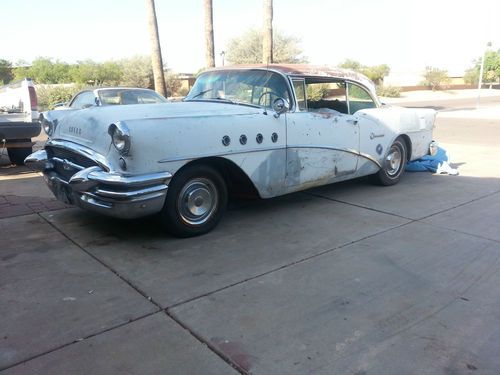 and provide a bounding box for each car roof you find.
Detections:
[206,64,375,91]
